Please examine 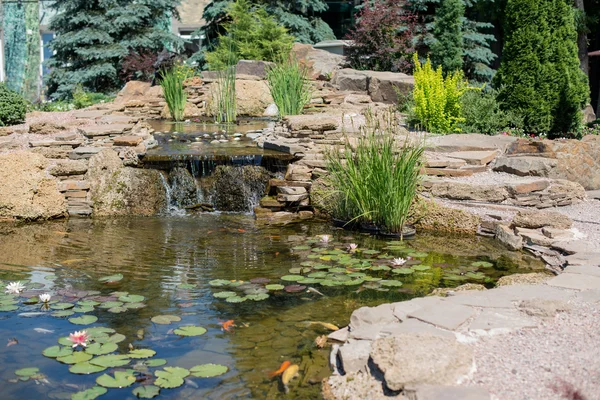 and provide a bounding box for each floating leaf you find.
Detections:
[77,300,100,307]
[128,349,156,359]
[292,245,311,250]
[58,336,73,346]
[100,333,126,344]
[380,280,404,287]
[284,285,306,293]
[177,283,196,289]
[208,279,230,287]
[250,277,270,284]
[90,354,130,368]
[124,302,146,309]
[51,302,75,310]
[108,306,129,313]
[98,274,123,283]
[288,267,302,274]
[98,301,123,309]
[225,296,246,303]
[265,284,284,291]
[408,252,429,258]
[119,294,145,303]
[151,315,181,325]
[392,268,414,275]
[190,364,228,378]
[173,326,207,337]
[72,386,107,400]
[412,265,431,272]
[145,359,167,367]
[370,265,391,271]
[307,271,327,278]
[86,327,115,338]
[69,362,107,375]
[72,306,94,313]
[15,367,39,377]
[362,250,380,255]
[246,293,269,301]
[281,275,304,282]
[213,291,237,299]
[69,315,98,325]
[57,352,93,365]
[154,367,189,389]
[0,305,18,312]
[43,346,73,358]
[96,371,136,388]
[52,310,76,317]
[471,261,494,268]
[297,278,320,284]
[85,342,118,356]
[132,385,160,399]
